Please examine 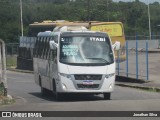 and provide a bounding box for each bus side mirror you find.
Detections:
[50,41,58,50]
[112,41,120,50]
